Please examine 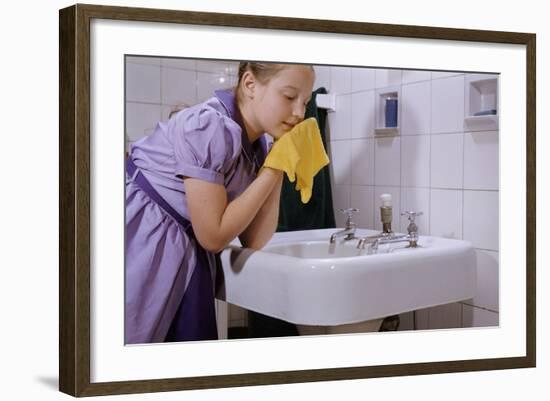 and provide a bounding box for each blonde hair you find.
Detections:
[234,62,314,105]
